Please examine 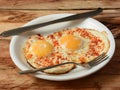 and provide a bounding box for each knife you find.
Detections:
[0,8,102,37]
